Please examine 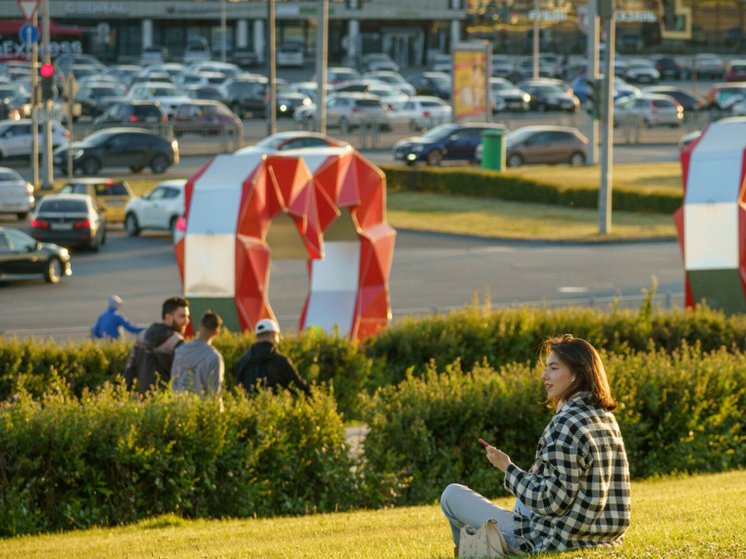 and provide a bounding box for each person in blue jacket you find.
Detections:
[92,295,145,340]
